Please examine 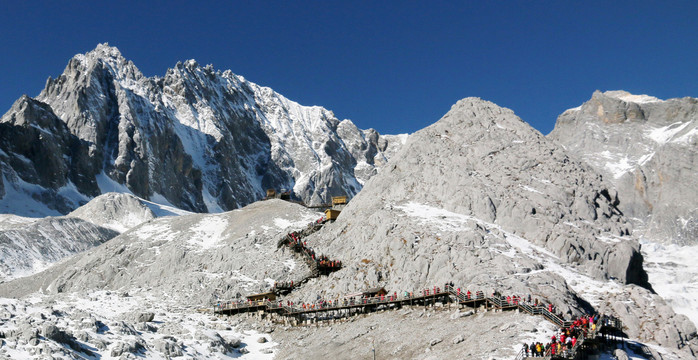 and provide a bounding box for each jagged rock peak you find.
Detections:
[63,43,142,83]
[1,43,404,215]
